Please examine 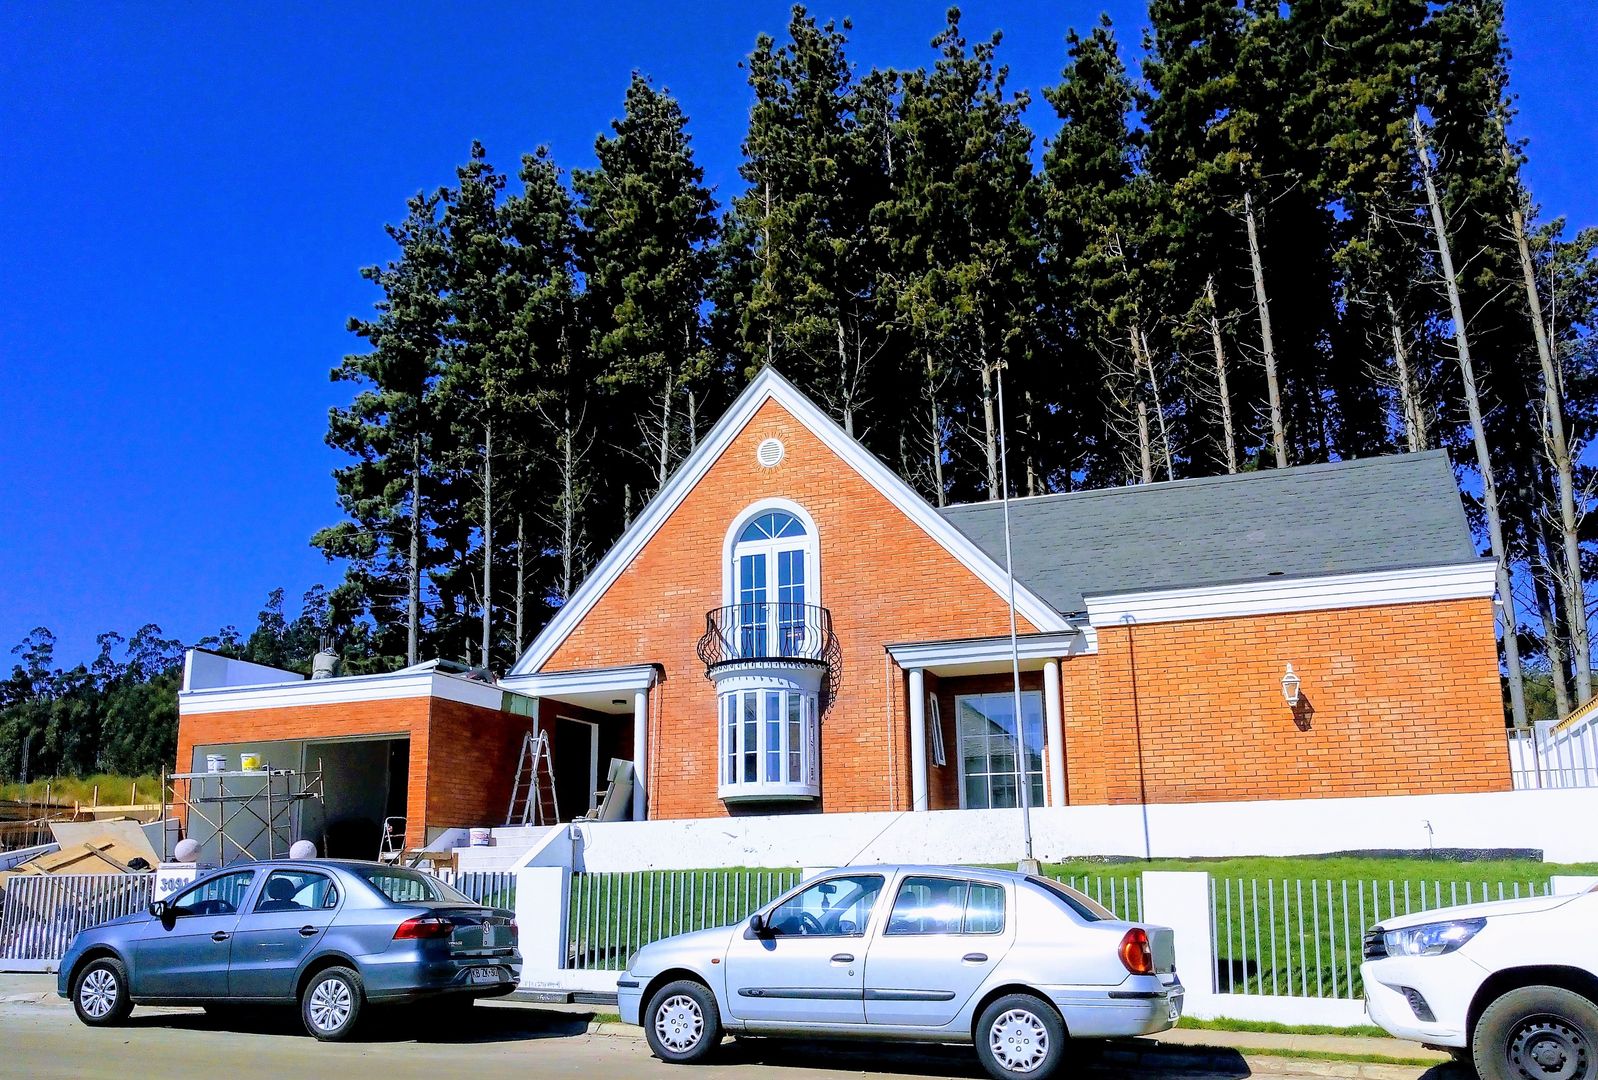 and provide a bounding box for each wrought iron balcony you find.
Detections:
[696,602,838,674]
